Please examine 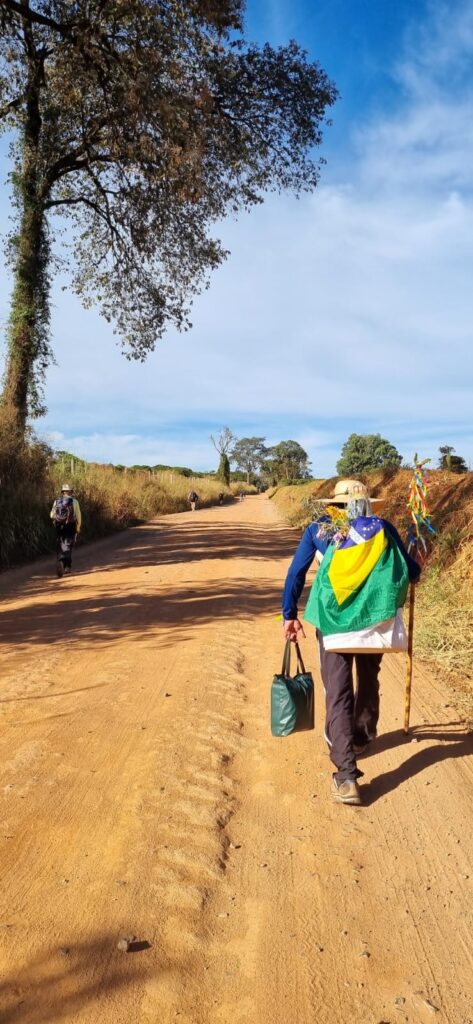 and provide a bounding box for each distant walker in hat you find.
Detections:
[50,484,82,578]
[282,478,421,806]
